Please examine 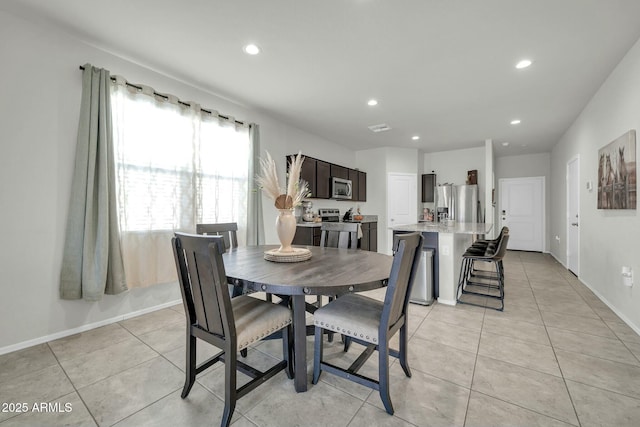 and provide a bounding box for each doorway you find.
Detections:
[499,177,545,251]
[567,156,580,275]
[387,173,417,253]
